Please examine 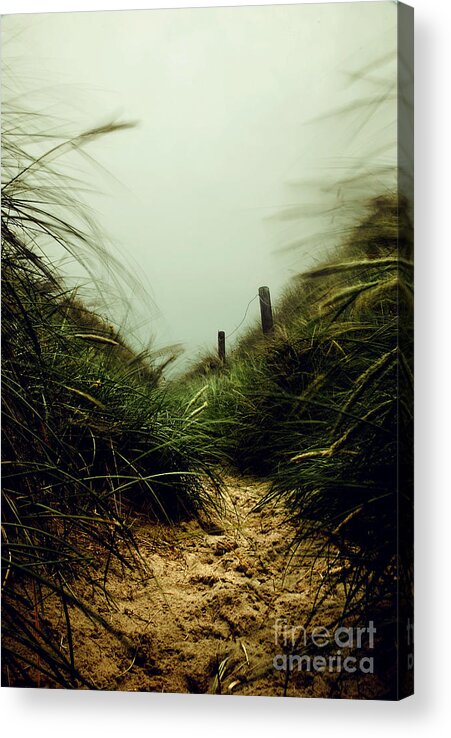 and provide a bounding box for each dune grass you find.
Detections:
[1,110,223,687]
